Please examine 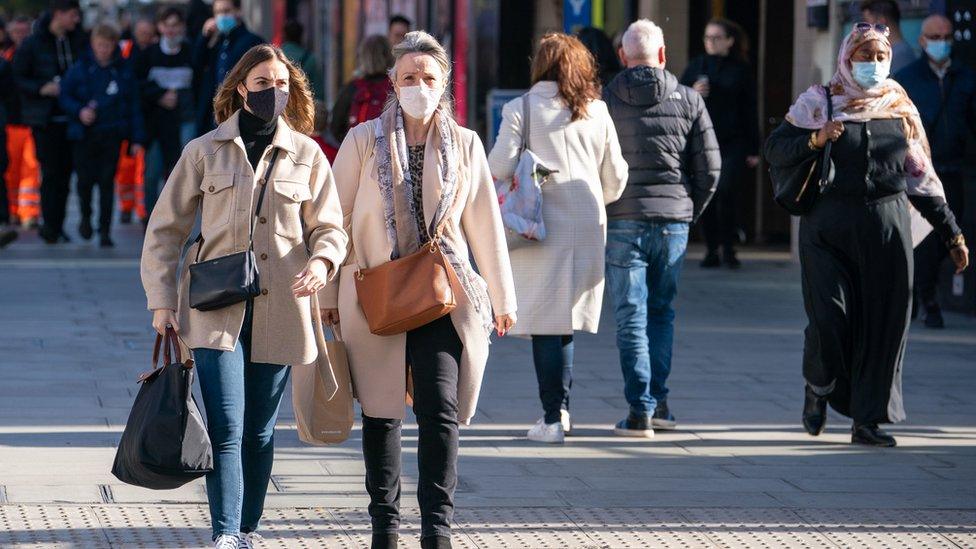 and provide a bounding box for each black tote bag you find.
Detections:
[770,85,835,216]
[112,329,213,489]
